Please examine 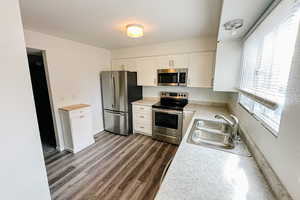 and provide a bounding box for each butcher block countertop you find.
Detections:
[59,104,90,111]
